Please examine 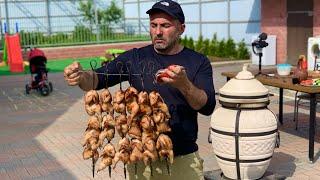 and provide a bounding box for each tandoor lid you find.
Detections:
[219,64,269,107]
